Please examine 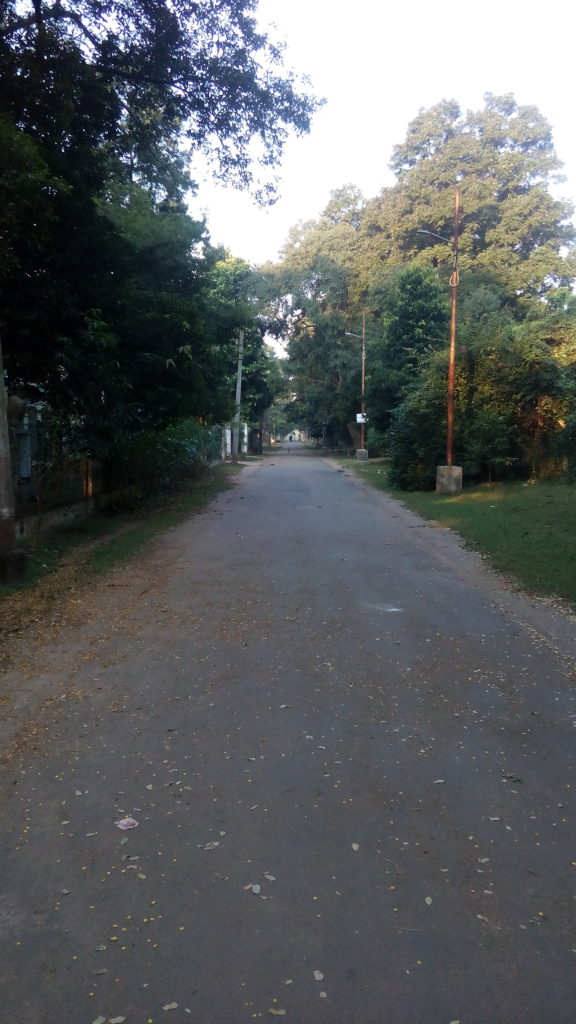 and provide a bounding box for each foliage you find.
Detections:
[0,0,319,200]
[0,0,315,483]
[102,419,222,497]
[366,265,449,432]
[265,94,576,485]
